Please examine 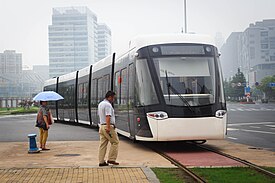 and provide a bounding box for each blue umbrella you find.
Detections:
[33,91,64,101]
